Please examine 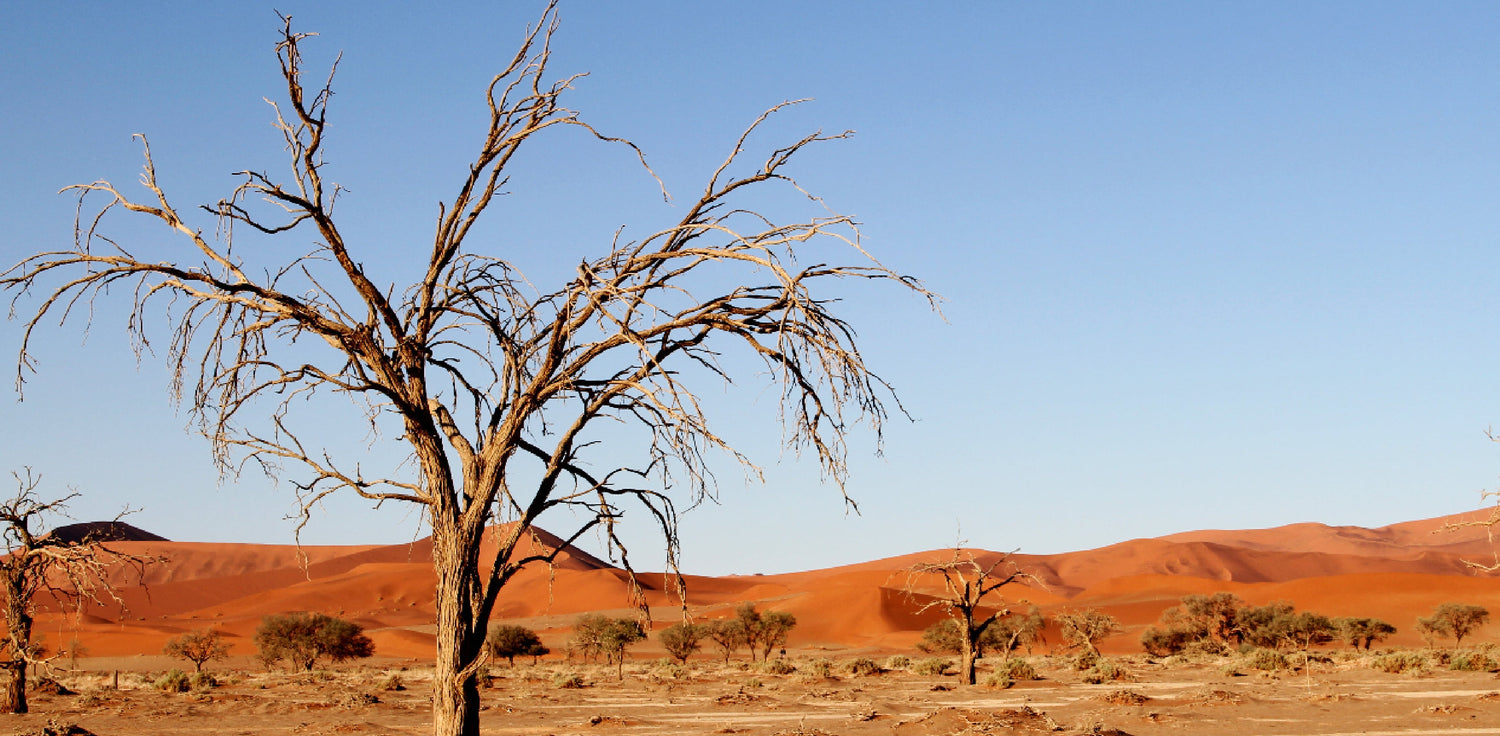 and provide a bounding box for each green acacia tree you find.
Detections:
[486,624,547,666]
[703,619,747,664]
[657,622,702,664]
[1332,617,1396,650]
[254,612,374,671]
[1418,603,1490,647]
[599,618,645,679]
